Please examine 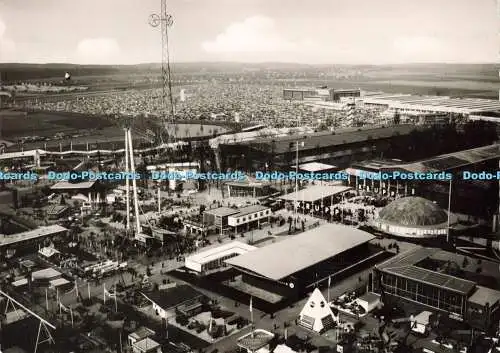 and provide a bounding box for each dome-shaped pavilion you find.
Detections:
[373,197,453,239]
